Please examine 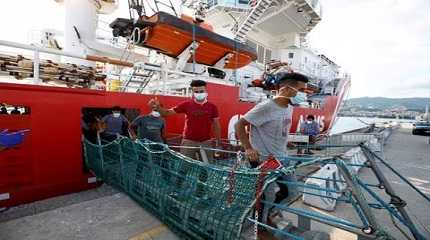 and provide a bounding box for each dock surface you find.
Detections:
[287,128,430,240]
[0,129,429,240]
[0,186,178,240]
